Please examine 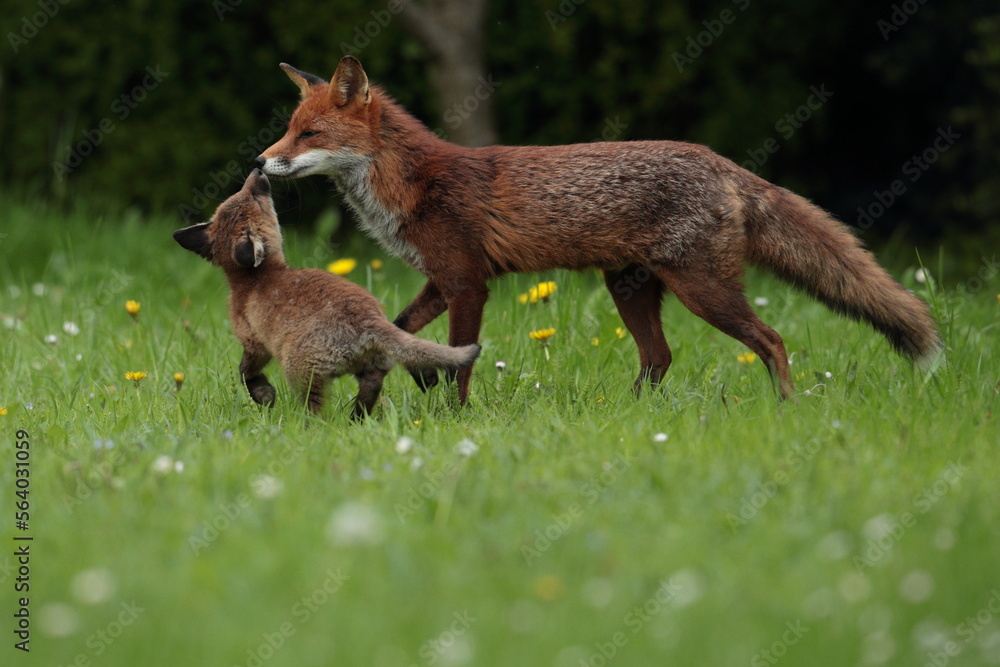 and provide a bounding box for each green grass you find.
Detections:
[1,198,998,667]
